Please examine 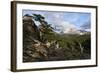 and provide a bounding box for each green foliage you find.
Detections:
[33,14,45,22]
[44,32,91,60]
